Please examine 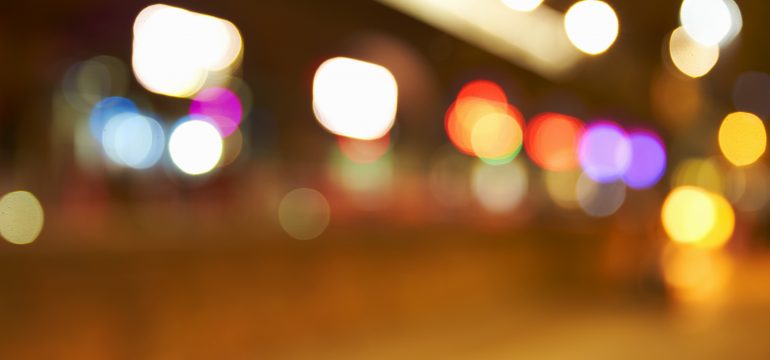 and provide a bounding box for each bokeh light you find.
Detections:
[445,80,523,160]
[470,111,523,165]
[525,113,584,171]
[330,149,393,195]
[101,112,165,169]
[662,186,735,249]
[89,97,138,139]
[662,186,715,244]
[726,163,769,212]
[661,244,731,303]
[456,80,508,104]
[190,87,243,137]
[578,121,631,183]
[622,130,666,189]
[718,112,766,166]
[679,0,732,46]
[0,191,44,245]
[576,174,626,217]
[650,70,703,131]
[132,4,243,97]
[668,27,720,78]
[564,0,619,55]
[671,157,725,194]
[62,56,128,111]
[312,57,398,140]
[218,128,244,168]
[721,0,743,46]
[733,71,770,119]
[168,119,223,175]
[471,158,528,213]
[699,192,735,249]
[278,188,330,240]
[544,169,581,209]
[337,135,390,164]
[502,0,543,12]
